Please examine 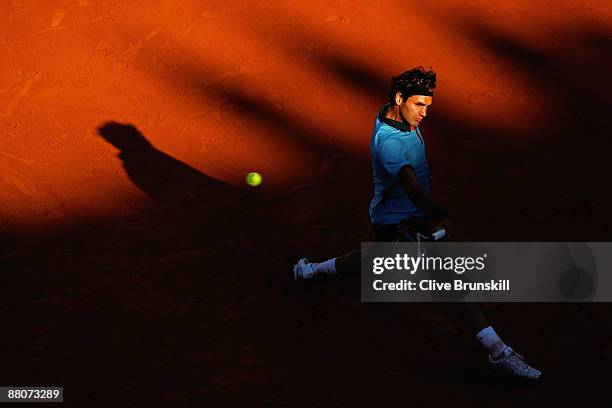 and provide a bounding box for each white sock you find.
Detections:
[313,258,337,275]
[476,326,507,358]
